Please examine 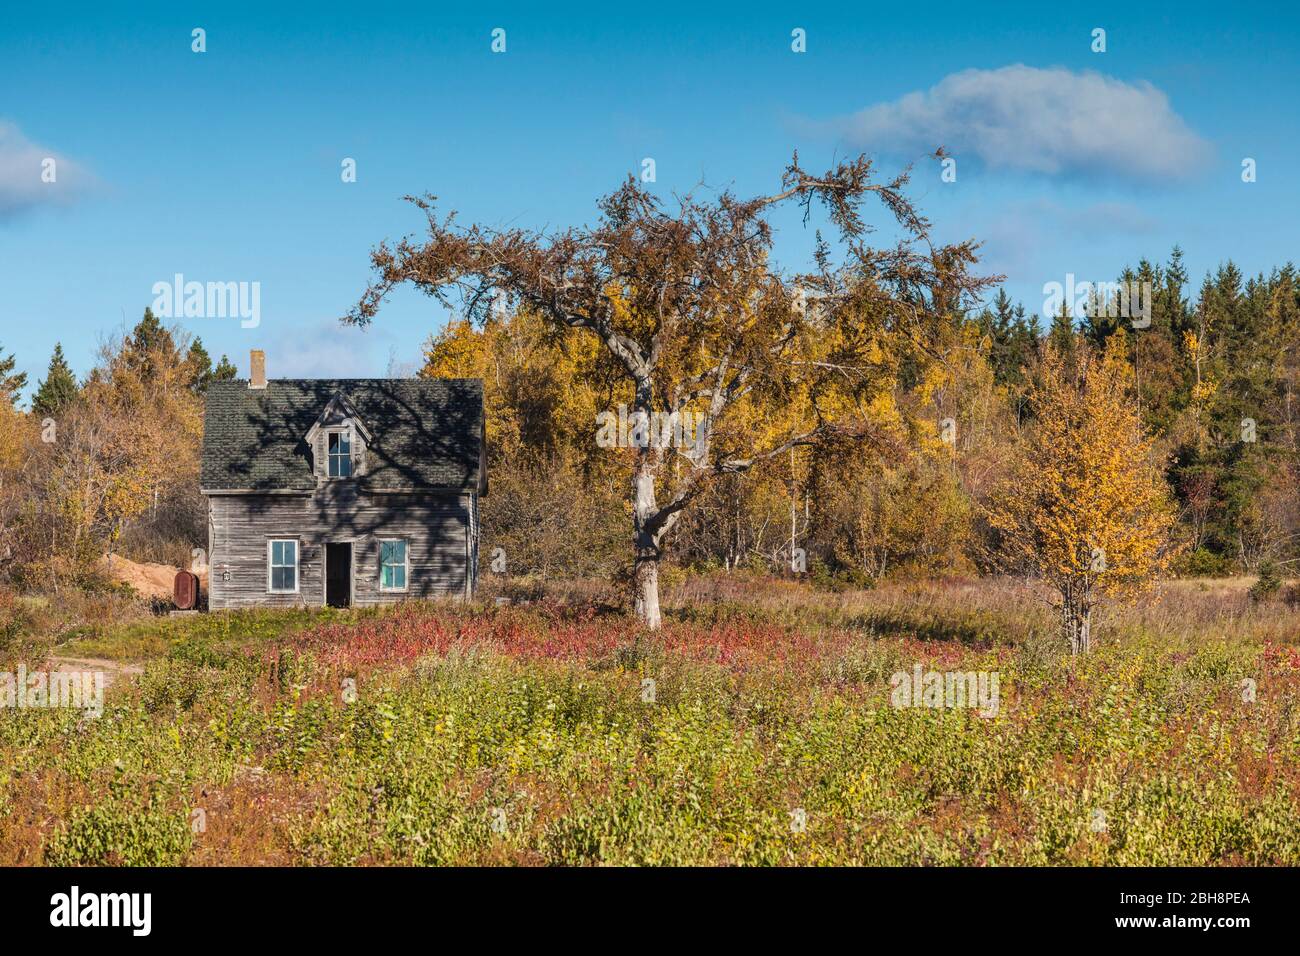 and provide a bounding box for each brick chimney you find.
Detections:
[249,349,267,389]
